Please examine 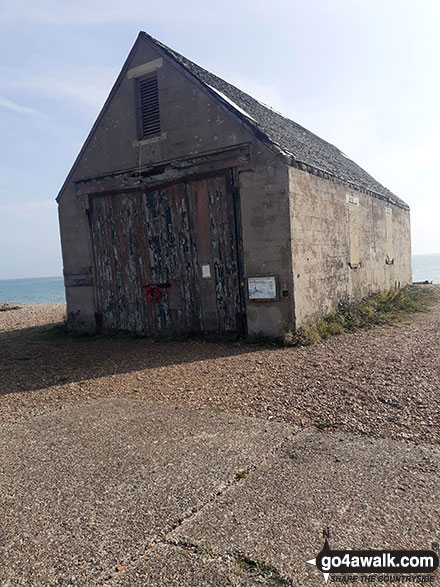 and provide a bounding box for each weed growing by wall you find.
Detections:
[283,285,437,347]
